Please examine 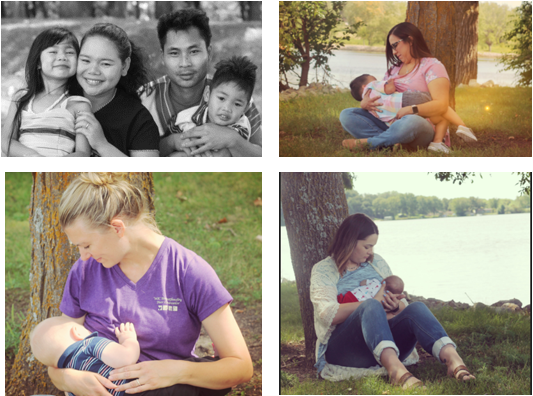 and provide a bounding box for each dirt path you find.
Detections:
[5,289,262,395]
